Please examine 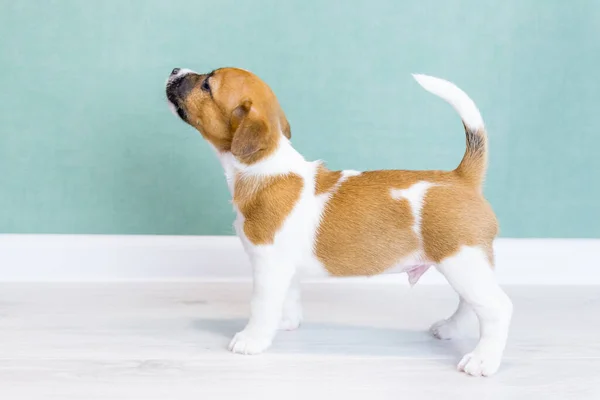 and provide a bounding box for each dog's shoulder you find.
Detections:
[233,173,304,245]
